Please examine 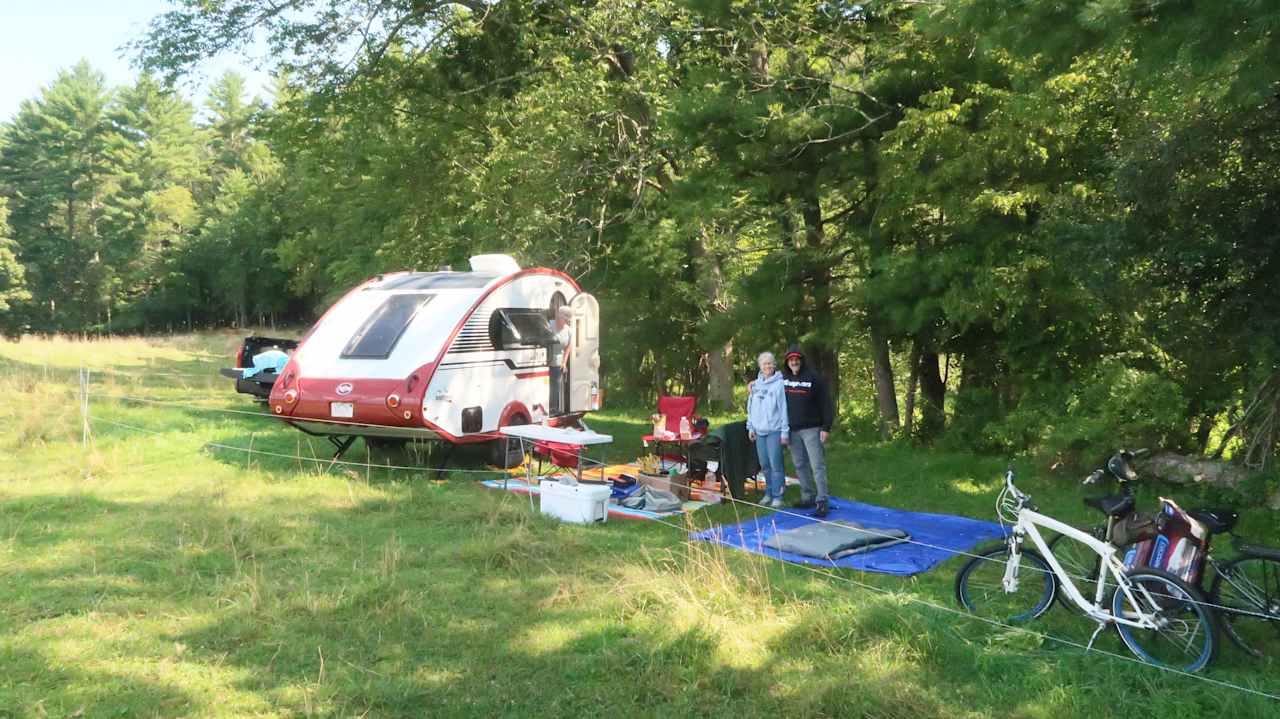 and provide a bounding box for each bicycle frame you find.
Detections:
[1001,475,1162,629]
